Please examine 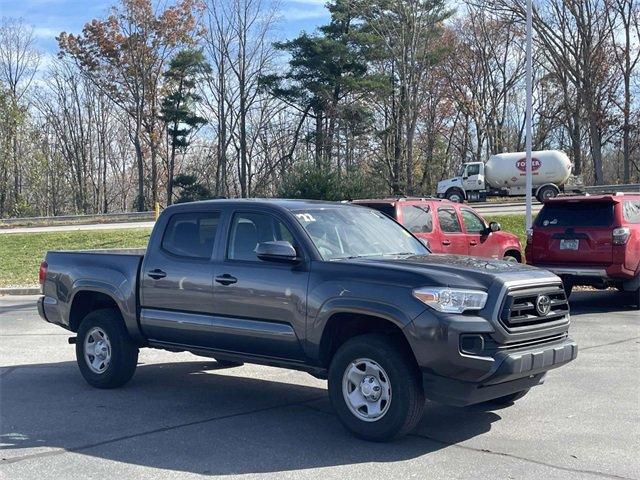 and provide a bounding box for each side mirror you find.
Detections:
[256,241,299,263]
[488,221,501,233]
